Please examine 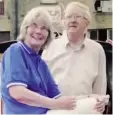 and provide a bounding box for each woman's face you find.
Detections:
[25,22,49,51]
